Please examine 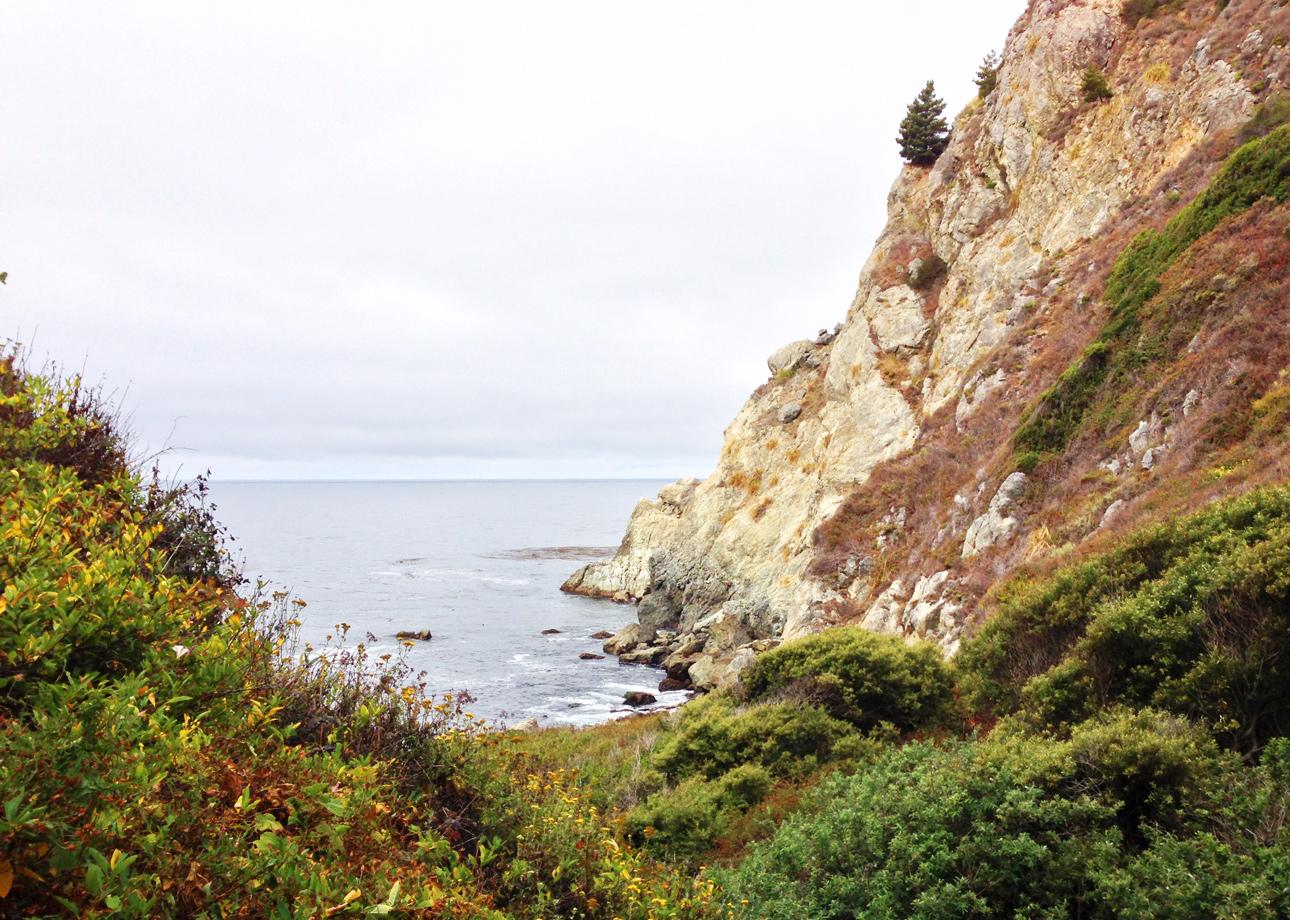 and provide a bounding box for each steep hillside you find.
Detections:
[567,0,1290,690]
